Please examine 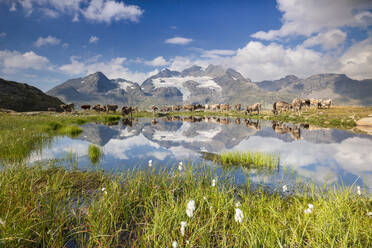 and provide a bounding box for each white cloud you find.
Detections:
[62,43,69,48]
[145,56,169,67]
[3,0,143,23]
[339,38,372,79]
[165,36,193,45]
[251,0,372,40]
[34,35,61,47]
[9,2,16,11]
[200,49,236,59]
[0,50,51,73]
[41,8,59,18]
[59,56,158,83]
[82,0,143,23]
[302,29,347,50]
[89,36,99,44]
[0,32,6,39]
